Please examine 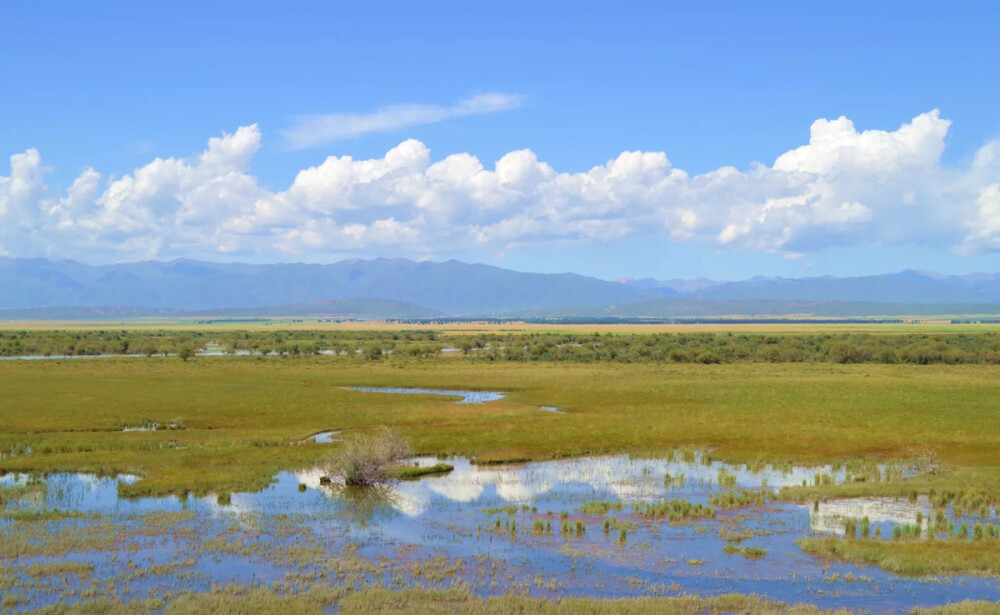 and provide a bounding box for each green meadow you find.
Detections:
[3,352,1000,495]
